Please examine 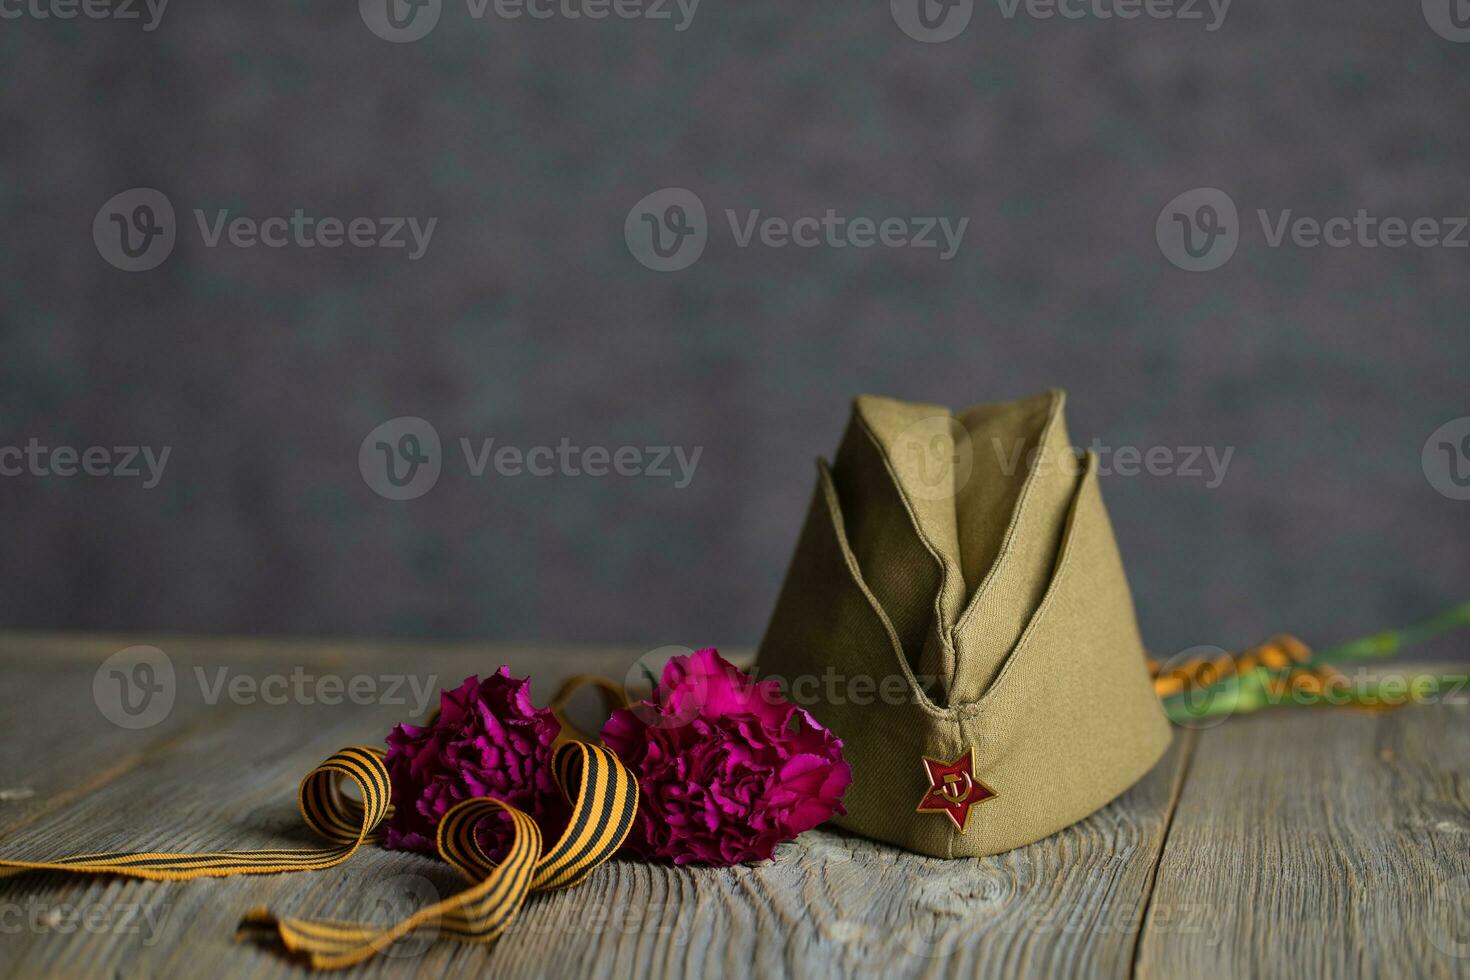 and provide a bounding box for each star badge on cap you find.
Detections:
[916,748,997,832]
